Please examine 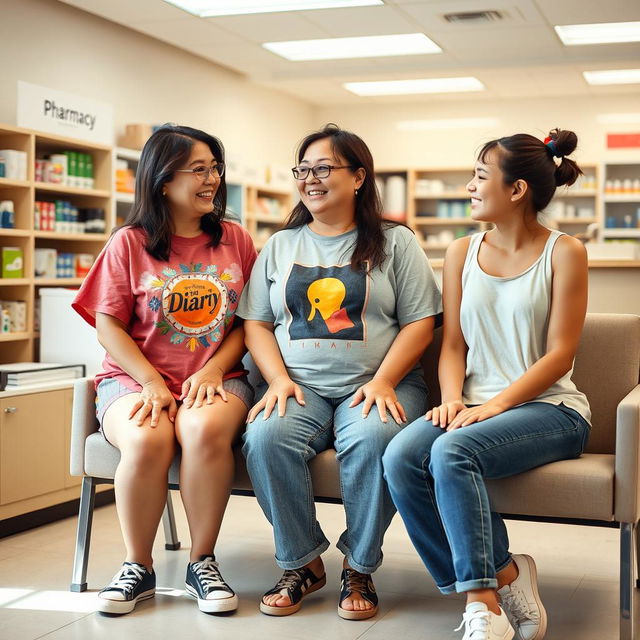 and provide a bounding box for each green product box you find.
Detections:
[67,151,78,187]
[77,154,86,189]
[85,153,94,189]
[1,246,23,278]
